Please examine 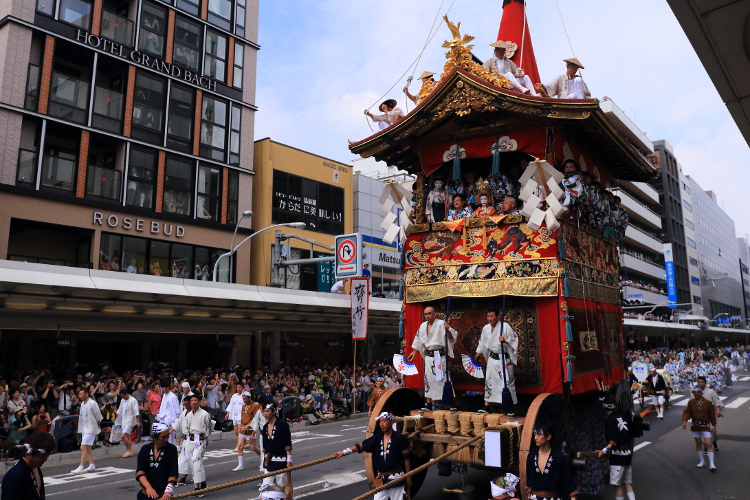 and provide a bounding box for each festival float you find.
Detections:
[348,3,655,498]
